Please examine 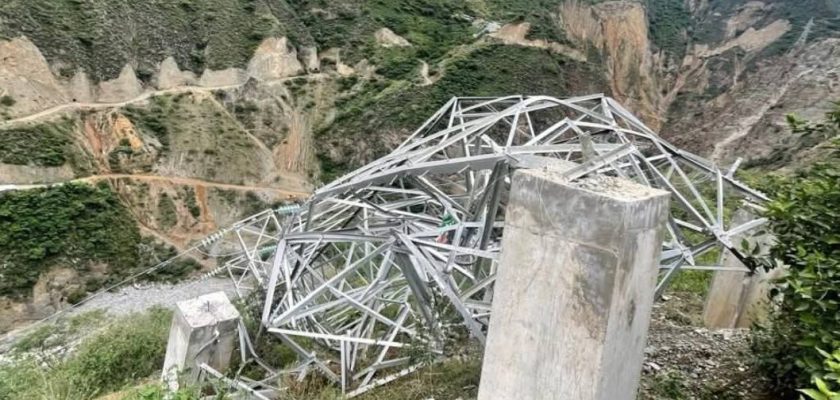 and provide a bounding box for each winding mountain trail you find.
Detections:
[1,173,312,197]
[0,73,327,128]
